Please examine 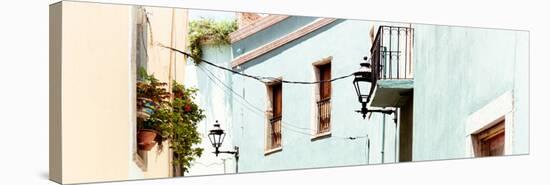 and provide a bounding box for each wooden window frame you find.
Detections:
[317,63,331,134]
[465,91,515,157]
[311,57,332,140]
[472,119,505,157]
[265,79,283,155]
